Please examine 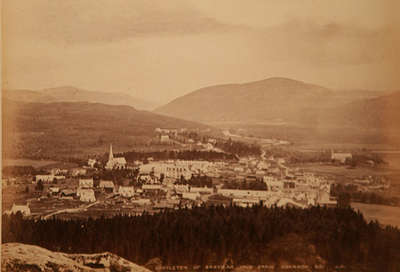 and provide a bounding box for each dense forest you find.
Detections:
[3,206,400,271]
[215,138,261,157]
[332,184,400,206]
[175,175,213,188]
